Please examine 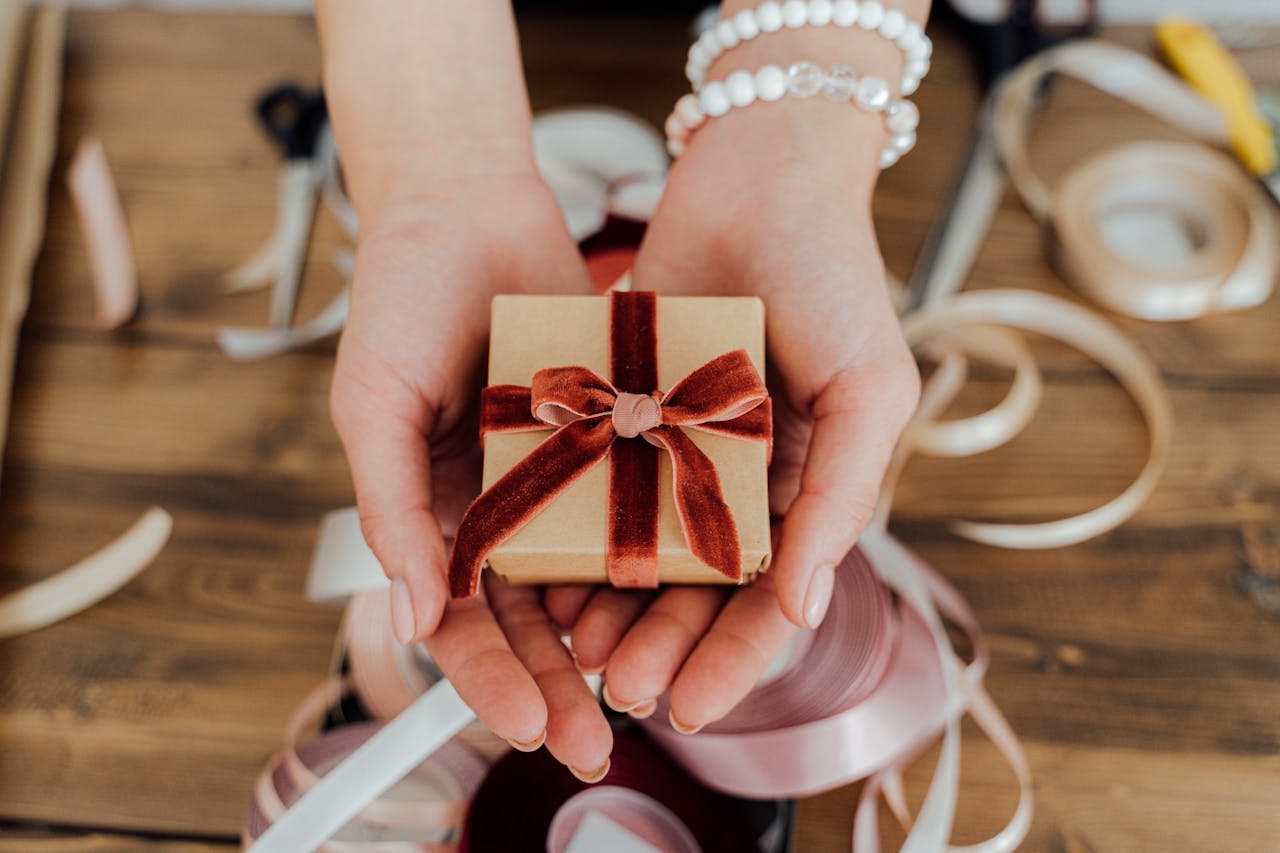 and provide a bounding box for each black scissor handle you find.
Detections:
[255,82,328,160]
